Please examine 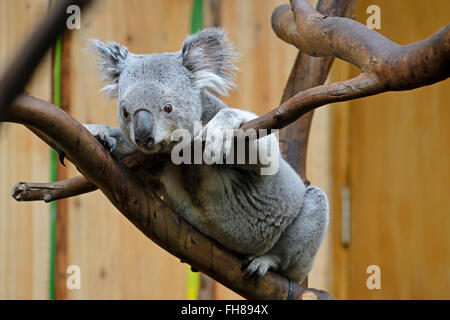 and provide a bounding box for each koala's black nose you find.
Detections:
[133,109,154,147]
